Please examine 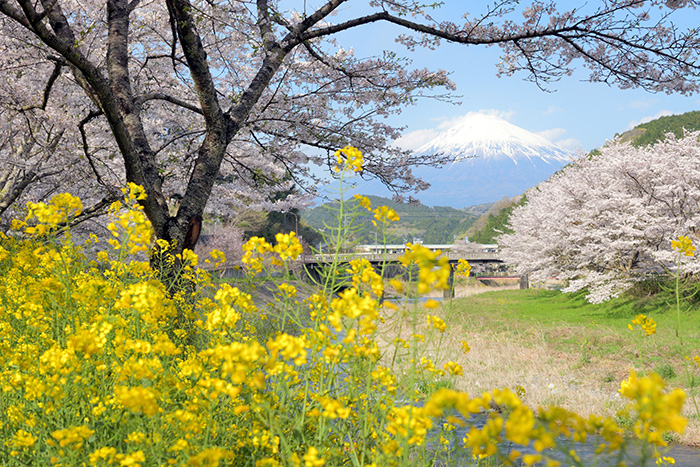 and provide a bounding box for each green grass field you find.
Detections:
[453,287,700,375]
[407,286,700,445]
